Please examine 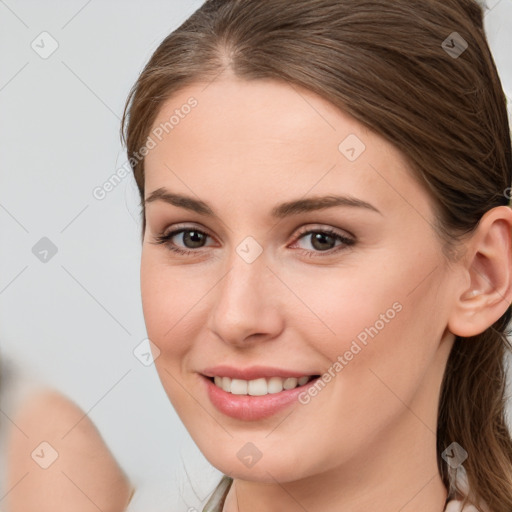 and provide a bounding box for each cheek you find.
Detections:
[140,257,165,339]
[280,261,406,357]
[140,254,203,409]
[320,261,446,416]
[297,249,444,394]
[140,253,183,352]
[140,251,215,359]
